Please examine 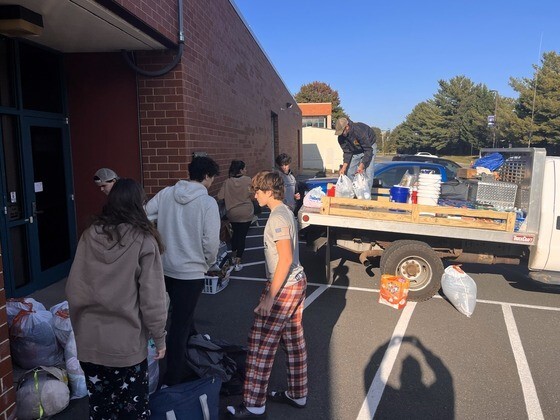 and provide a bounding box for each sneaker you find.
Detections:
[234,263,243,272]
